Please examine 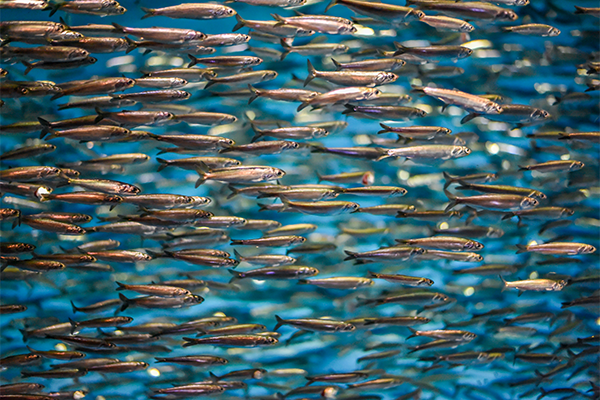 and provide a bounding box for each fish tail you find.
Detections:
[233,249,244,261]
[204,77,216,89]
[209,371,221,382]
[19,328,29,343]
[356,296,376,306]
[343,250,357,261]
[273,315,284,331]
[247,84,260,104]
[331,58,342,70]
[22,60,34,76]
[367,271,379,278]
[460,113,479,124]
[70,300,80,313]
[124,37,137,54]
[68,317,78,334]
[515,244,527,254]
[574,5,585,13]
[297,101,310,112]
[48,3,62,17]
[182,337,196,347]
[304,59,317,87]
[156,158,170,172]
[140,7,155,19]
[271,13,286,25]
[111,22,125,32]
[94,107,107,123]
[297,279,309,285]
[187,54,199,68]
[501,212,514,221]
[342,104,356,115]
[324,0,338,12]
[498,274,507,292]
[406,326,417,339]
[227,268,243,283]
[393,42,408,56]
[232,14,246,32]
[377,123,392,134]
[517,165,528,171]
[118,293,130,311]
[226,185,241,200]
[115,281,127,291]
